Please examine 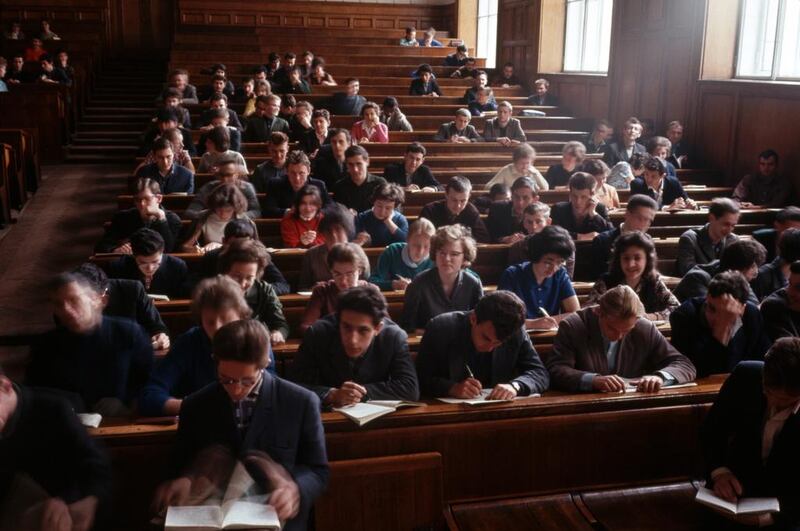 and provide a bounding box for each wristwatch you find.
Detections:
[510,381,522,393]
